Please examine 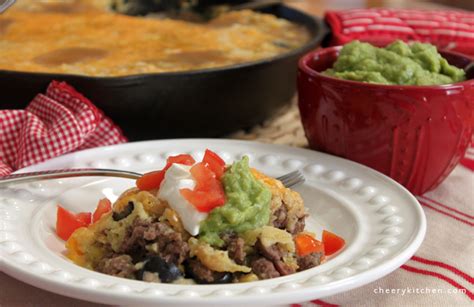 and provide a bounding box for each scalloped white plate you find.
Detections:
[0,139,425,306]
